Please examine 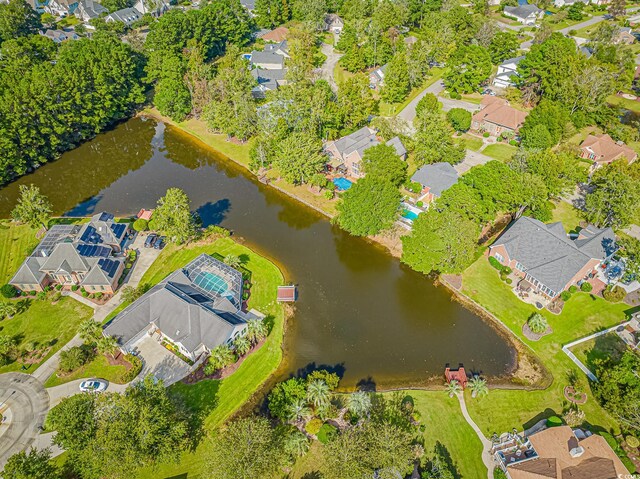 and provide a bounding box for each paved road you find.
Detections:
[47,380,129,409]
[0,374,49,469]
[318,41,343,91]
[397,80,479,125]
[559,7,640,35]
